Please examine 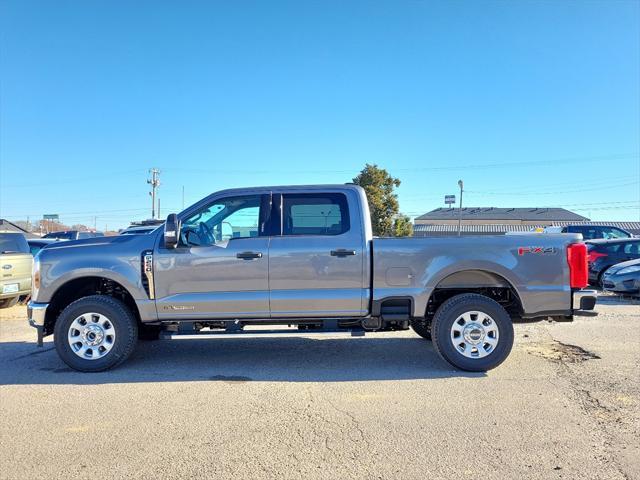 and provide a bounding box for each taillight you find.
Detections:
[587,251,607,263]
[567,243,588,289]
